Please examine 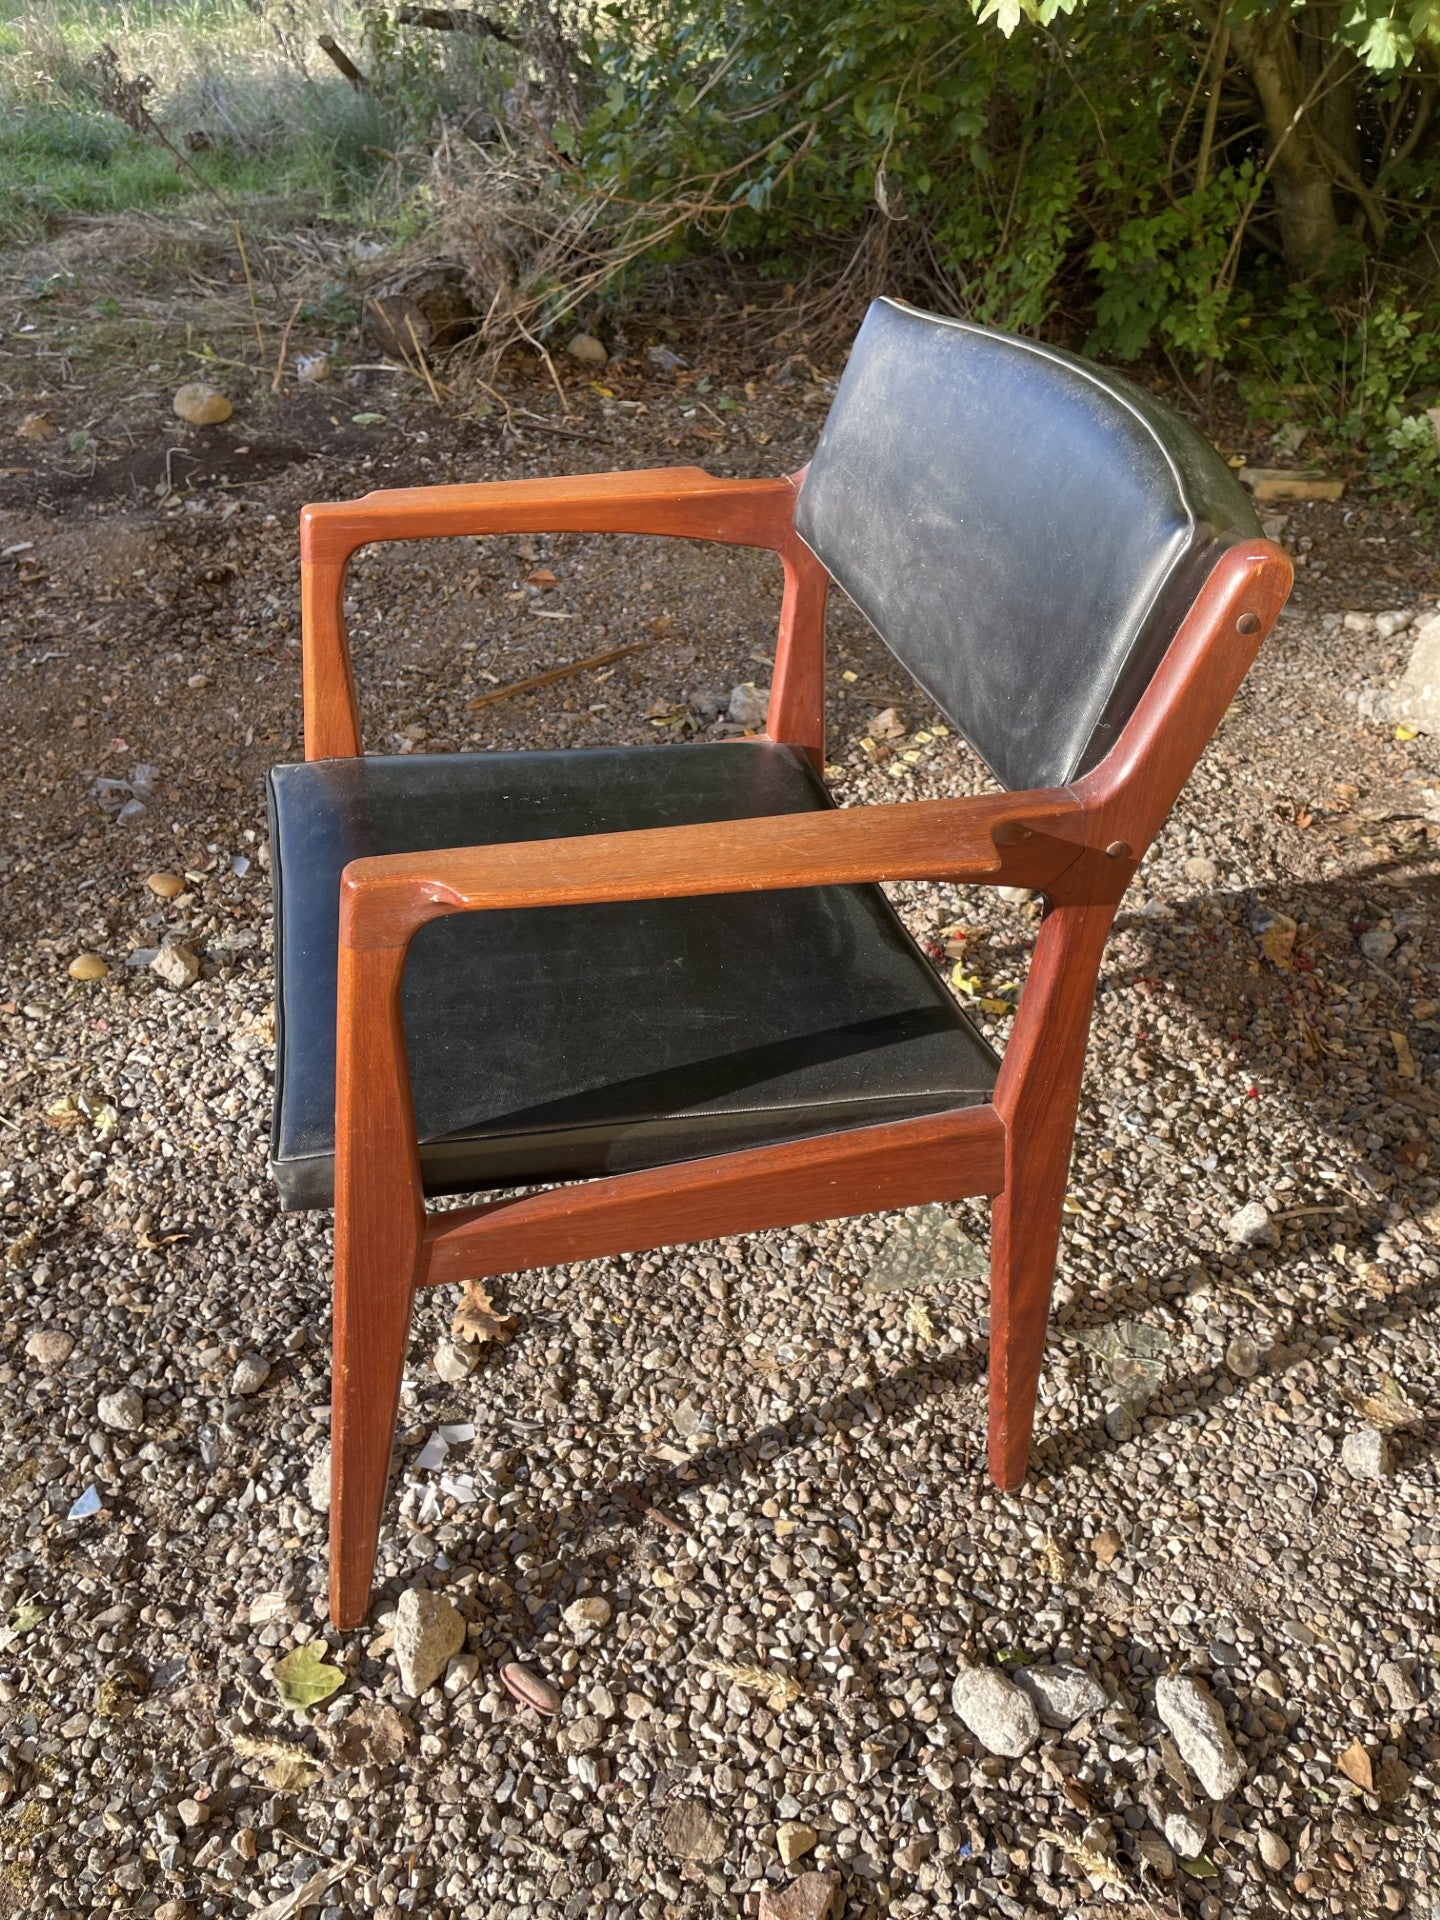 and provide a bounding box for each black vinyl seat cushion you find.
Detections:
[267,741,999,1210]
